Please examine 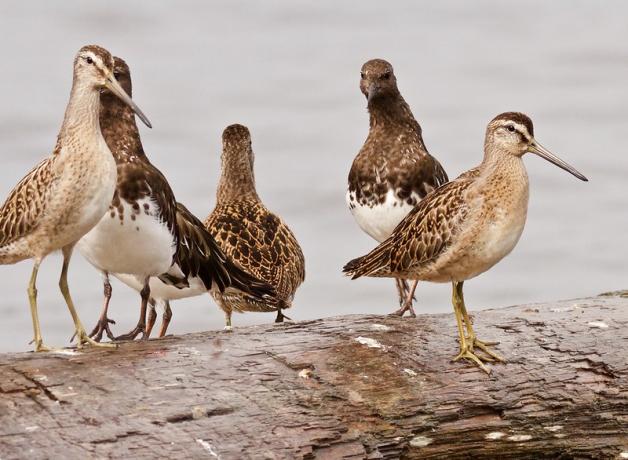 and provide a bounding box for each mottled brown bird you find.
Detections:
[78,58,278,341]
[0,45,150,351]
[344,112,587,373]
[205,124,305,330]
[346,59,448,317]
